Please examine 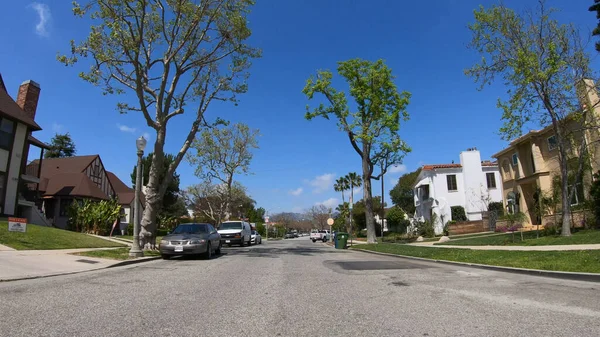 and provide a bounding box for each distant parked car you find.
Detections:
[159,223,221,260]
[284,232,295,239]
[250,230,262,245]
